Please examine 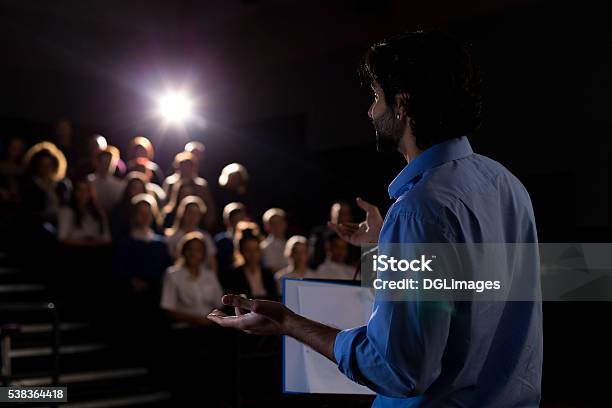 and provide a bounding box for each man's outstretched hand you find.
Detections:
[328,197,383,246]
[207,294,294,336]
[207,294,340,362]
